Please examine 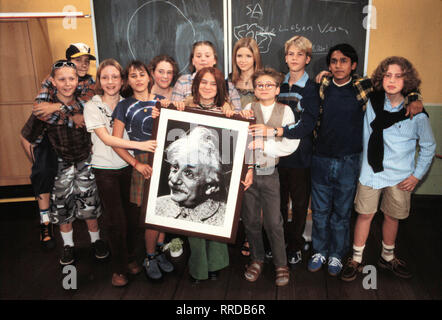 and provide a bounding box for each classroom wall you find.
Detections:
[1,0,441,194]
[0,0,97,76]
[368,0,442,104]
